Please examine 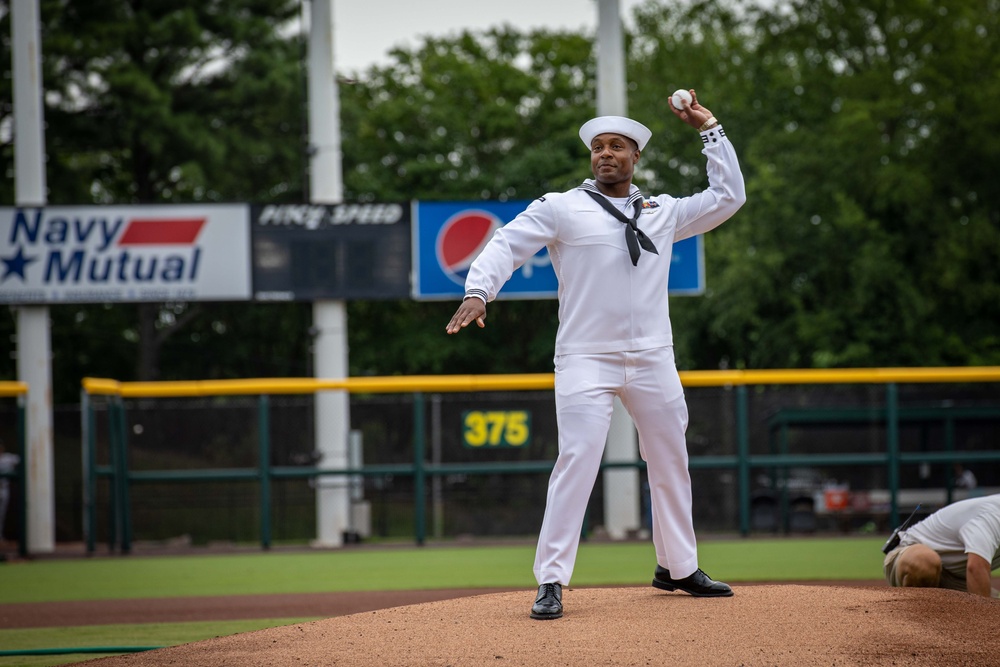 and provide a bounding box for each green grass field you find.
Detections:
[0,537,886,666]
